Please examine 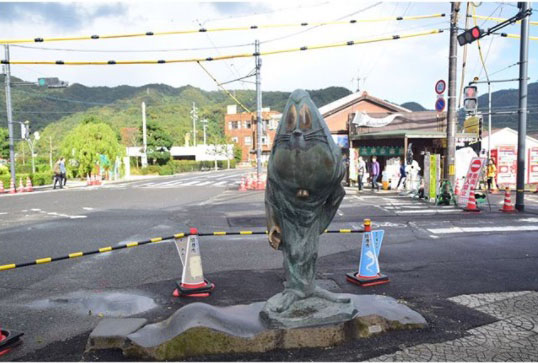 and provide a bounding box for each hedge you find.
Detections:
[0,171,55,188]
[131,159,236,176]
